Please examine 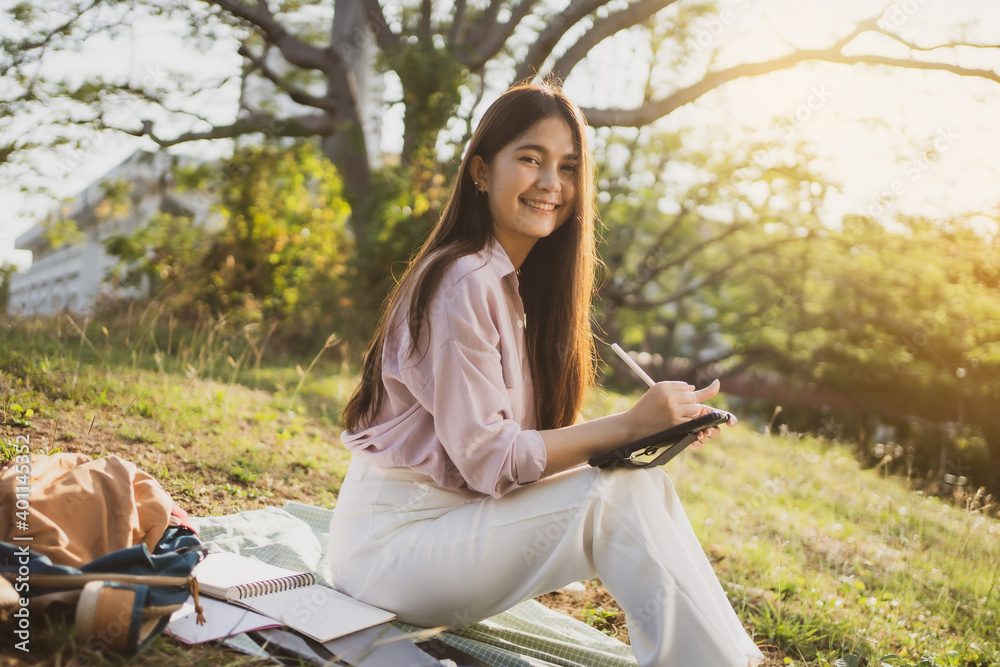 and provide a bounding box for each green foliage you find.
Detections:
[42,215,85,249]
[580,603,620,636]
[2,402,35,428]
[728,211,1000,482]
[6,2,35,24]
[593,122,1000,492]
[593,125,830,376]
[229,456,262,484]
[756,601,818,651]
[389,38,467,158]
[754,601,854,662]
[346,152,451,338]
[104,209,209,295]
[205,140,352,338]
[105,140,353,345]
[0,437,21,466]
